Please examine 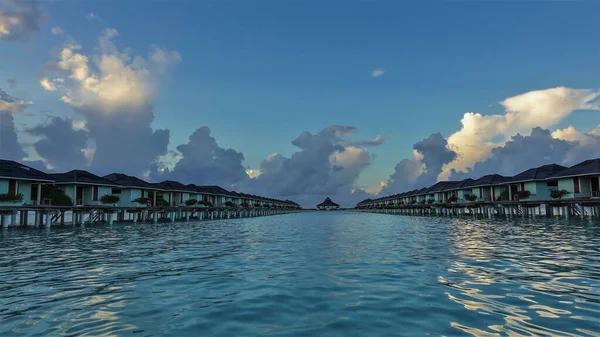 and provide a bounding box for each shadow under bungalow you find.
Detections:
[0,159,301,228]
[356,158,600,218]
